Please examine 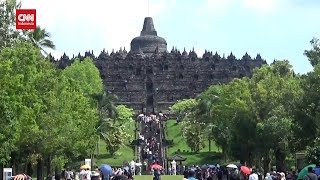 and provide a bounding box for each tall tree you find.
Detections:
[62,57,104,97]
[0,42,103,179]
[97,100,134,155]
[0,0,26,49]
[28,25,55,55]
[304,37,320,67]
[293,38,320,152]
[247,61,302,171]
